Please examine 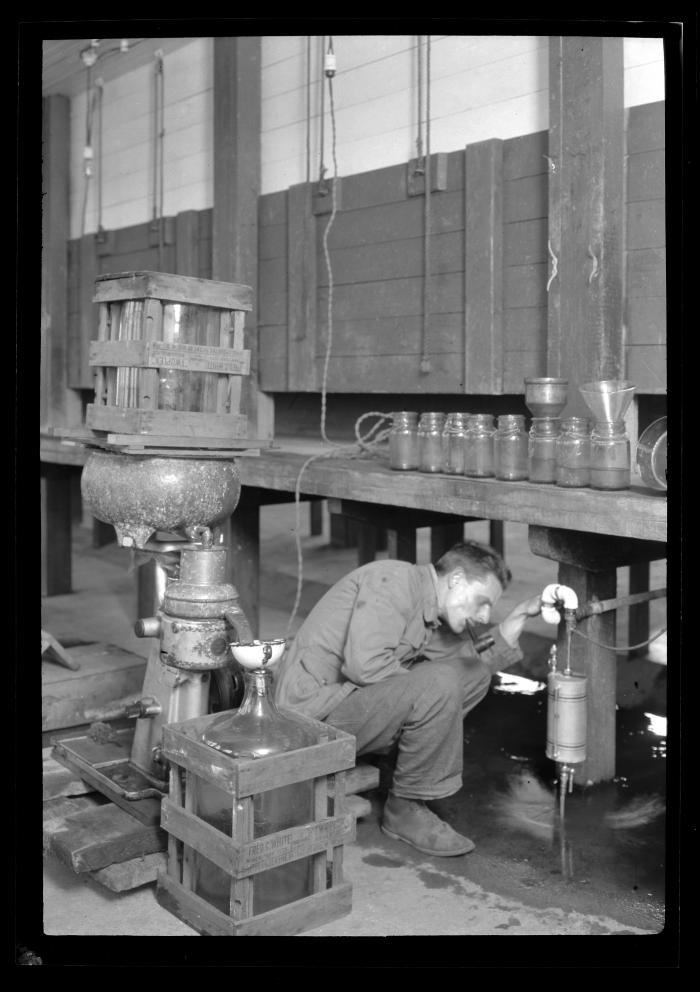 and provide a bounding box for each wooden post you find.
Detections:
[386,528,417,563]
[489,520,505,557]
[222,487,261,639]
[464,138,504,394]
[287,183,318,389]
[547,37,625,416]
[628,561,651,657]
[528,525,665,783]
[213,36,274,442]
[42,95,81,428]
[41,463,73,596]
[309,500,324,537]
[430,524,465,562]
